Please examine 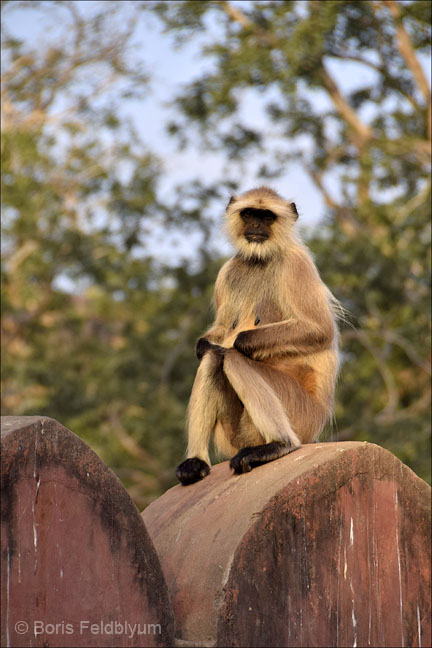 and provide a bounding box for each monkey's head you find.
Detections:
[226,186,299,261]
